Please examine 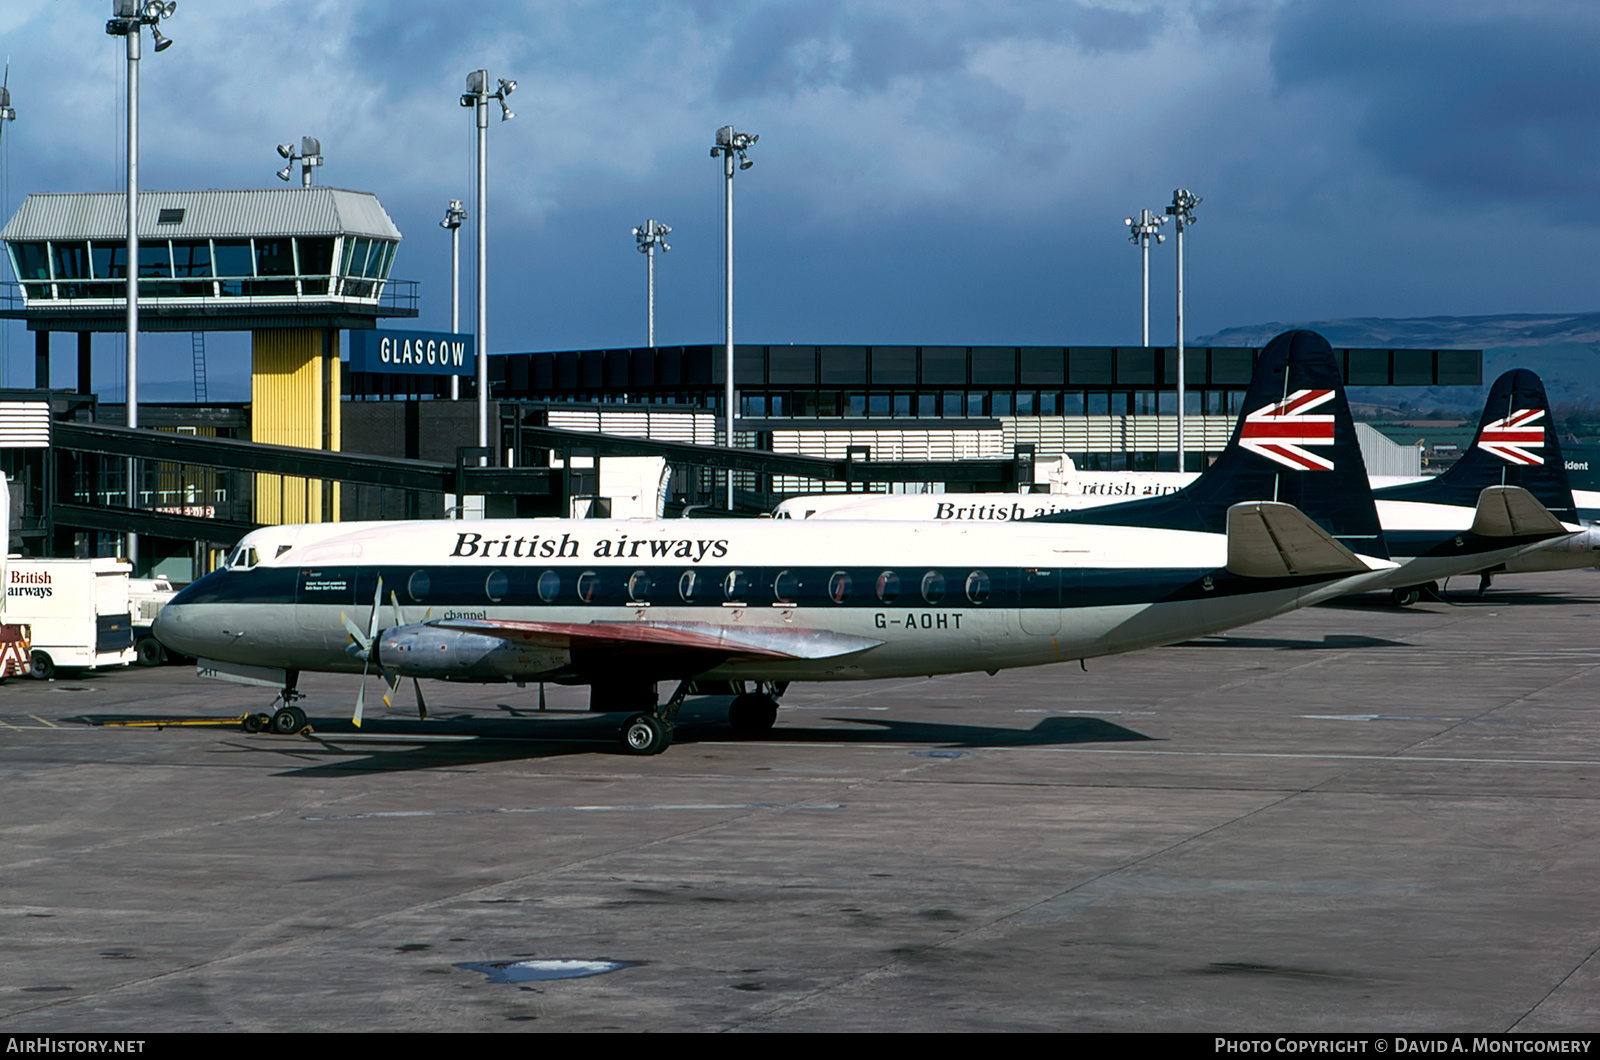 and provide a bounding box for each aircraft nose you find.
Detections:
[152,604,198,657]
